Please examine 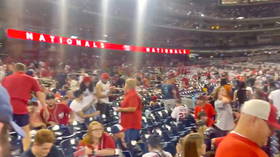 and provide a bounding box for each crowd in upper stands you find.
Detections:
[0,55,280,157]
